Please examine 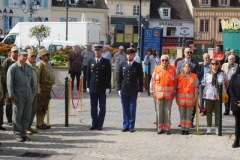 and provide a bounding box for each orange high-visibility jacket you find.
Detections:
[177,73,197,107]
[153,65,175,100]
